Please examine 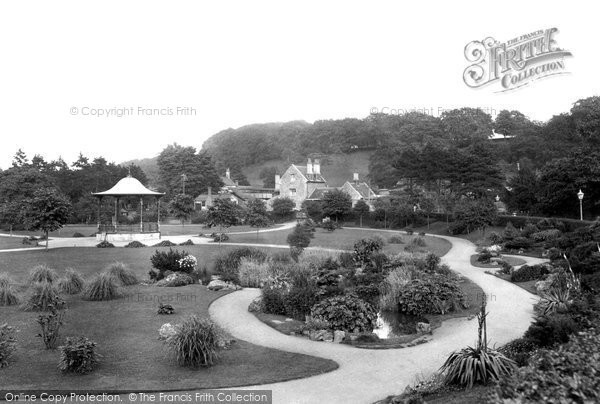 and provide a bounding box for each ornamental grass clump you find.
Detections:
[168,315,223,368]
[82,272,122,301]
[107,262,139,286]
[57,268,85,294]
[28,265,57,284]
[58,336,100,374]
[0,273,20,306]
[22,281,65,312]
[0,323,17,368]
[440,296,515,388]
